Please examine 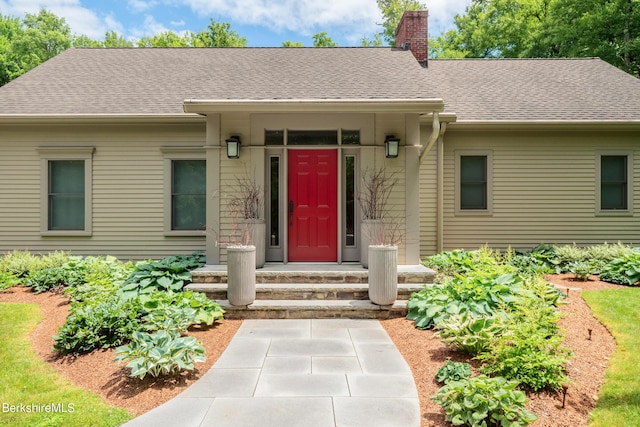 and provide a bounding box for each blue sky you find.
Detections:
[0,0,471,47]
